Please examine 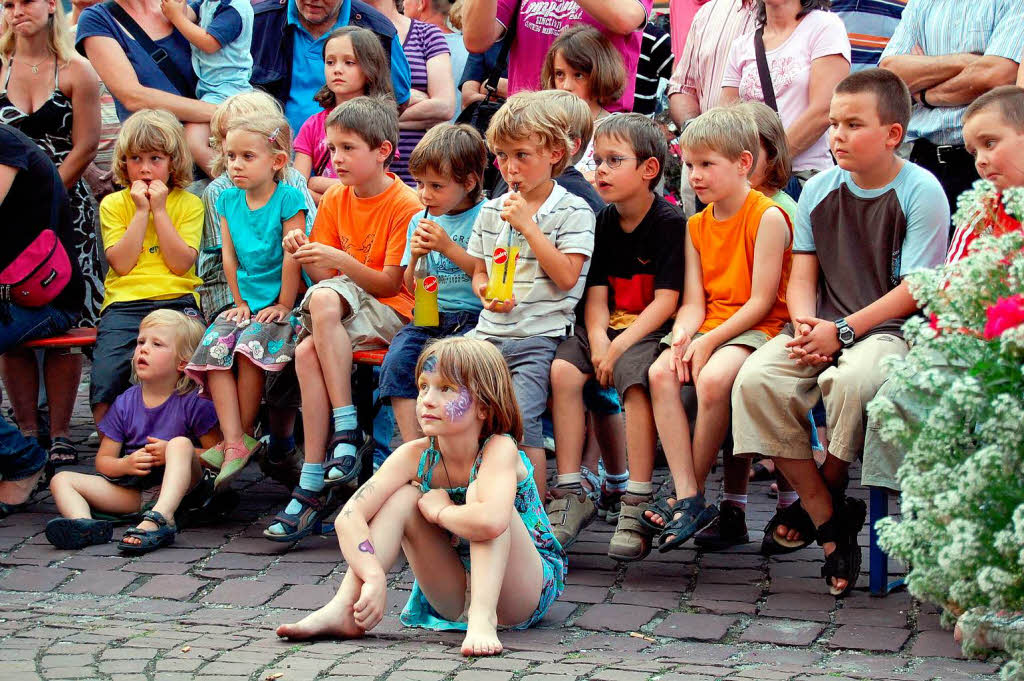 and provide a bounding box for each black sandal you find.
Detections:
[46,517,113,549]
[761,500,817,555]
[656,494,719,553]
[816,495,867,598]
[263,486,333,543]
[118,510,176,555]
[322,428,365,487]
[639,496,676,534]
[48,437,78,467]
